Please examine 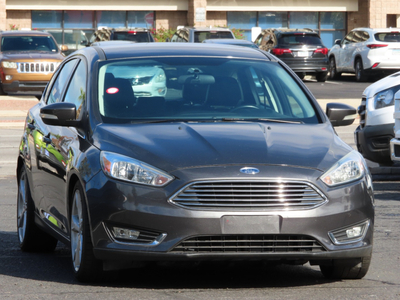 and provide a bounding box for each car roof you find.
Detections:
[0,30,52,36]
[353,27,400,32]
[181,26,233,32]
[203,39,254,44]
[93,42,270,61]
